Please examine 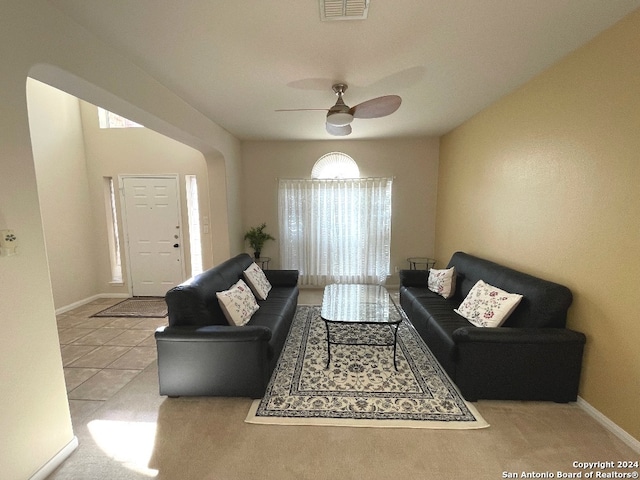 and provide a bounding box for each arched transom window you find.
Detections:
[311,152,360,179]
